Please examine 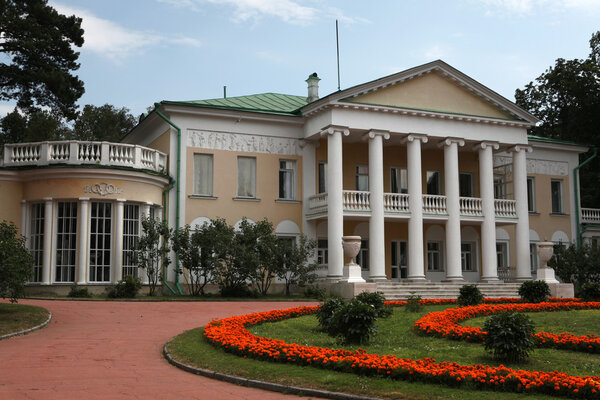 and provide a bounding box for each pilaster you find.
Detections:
[77,198,89,285]
[114,199,125,282]
[42,198,53,285]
